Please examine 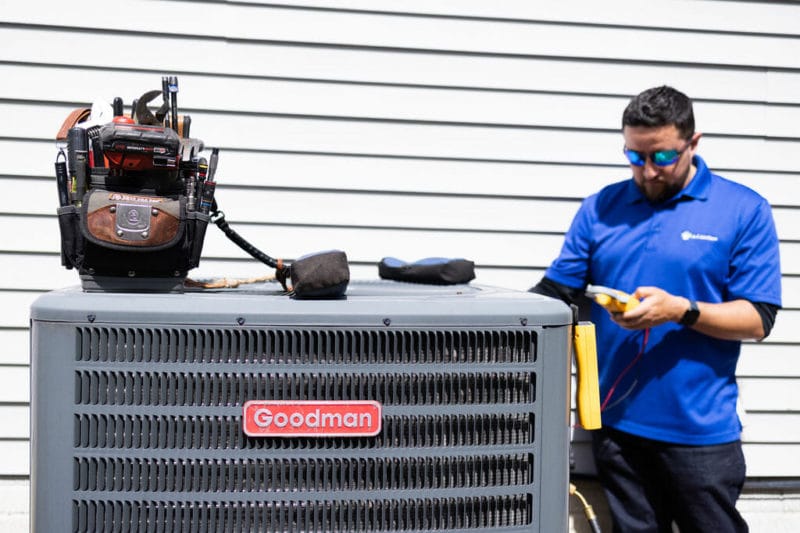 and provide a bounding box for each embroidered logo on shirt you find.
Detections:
[681,230,719,242]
